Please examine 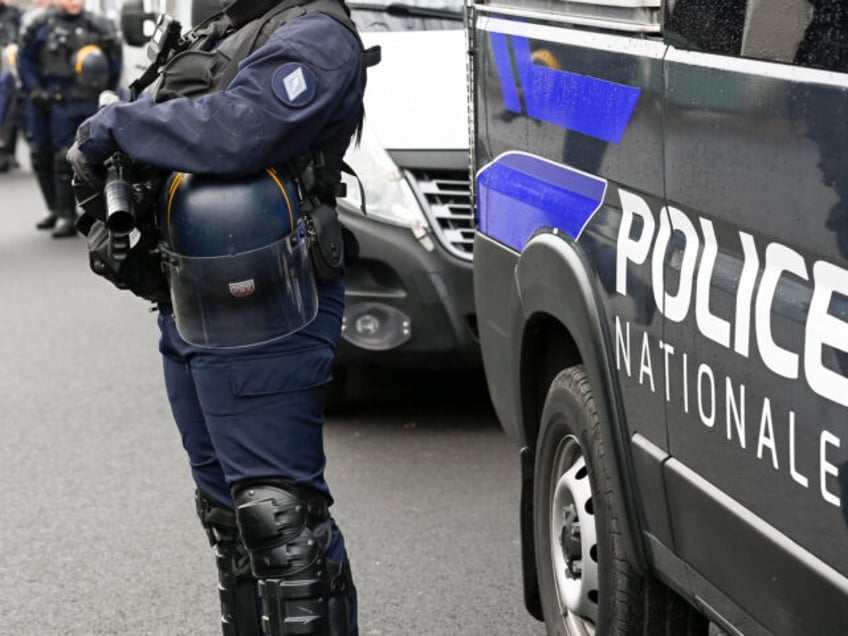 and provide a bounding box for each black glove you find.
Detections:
[29,88,50,105]
[66,142,105,190]
[85,218,168,300]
